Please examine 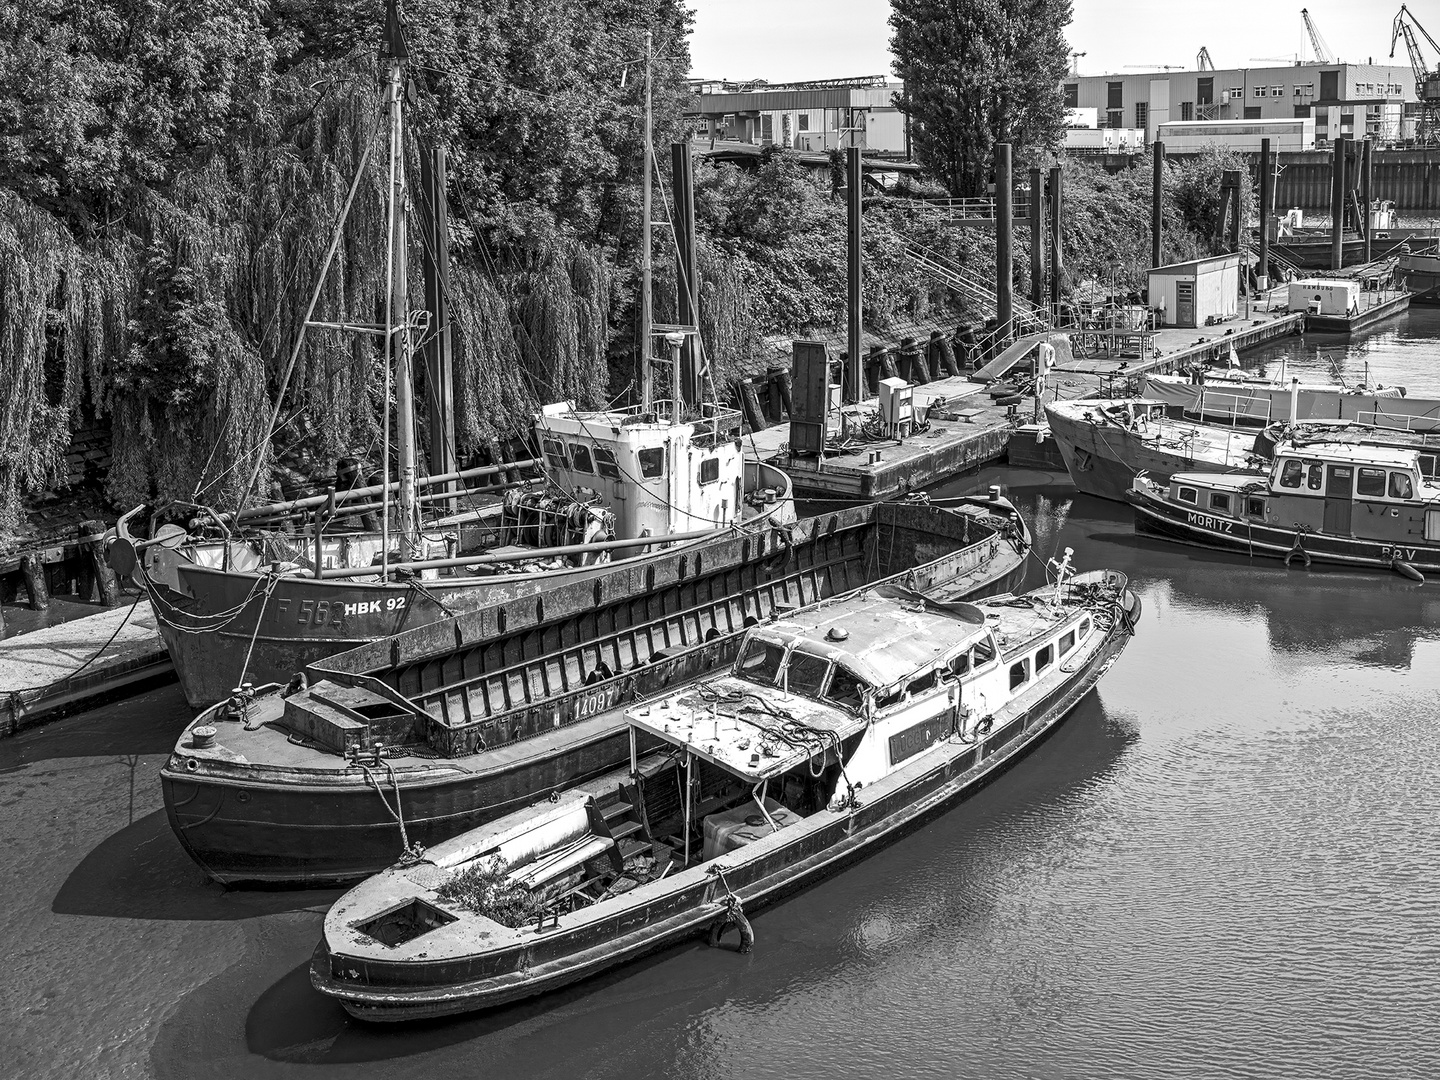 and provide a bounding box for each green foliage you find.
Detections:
[890,0,1073,196]
[434,856,546,927]
[1168,146,1256,257]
